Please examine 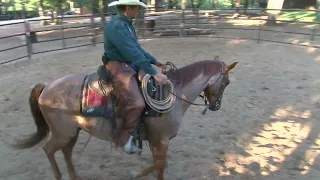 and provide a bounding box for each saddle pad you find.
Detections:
[81,76,110,117]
